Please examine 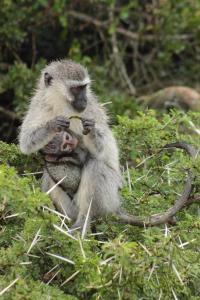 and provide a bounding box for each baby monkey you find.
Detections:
[41,128,88,218]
